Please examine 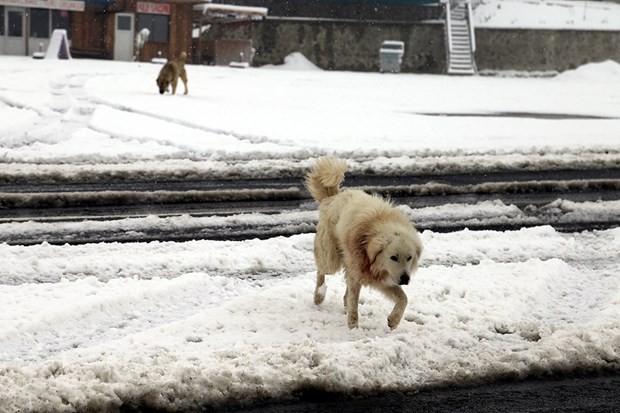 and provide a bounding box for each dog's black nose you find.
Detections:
[399,274,410,285]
